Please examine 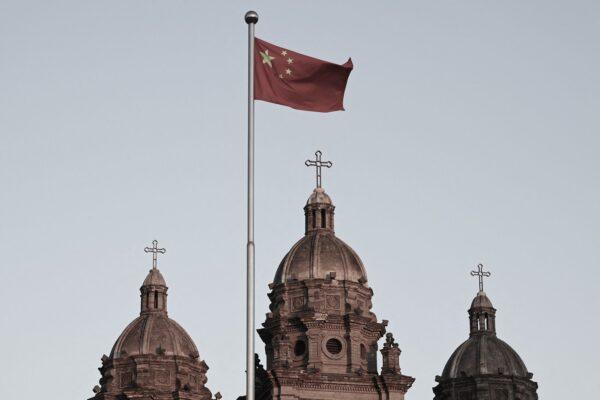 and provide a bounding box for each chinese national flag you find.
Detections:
[254,38,353,112]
